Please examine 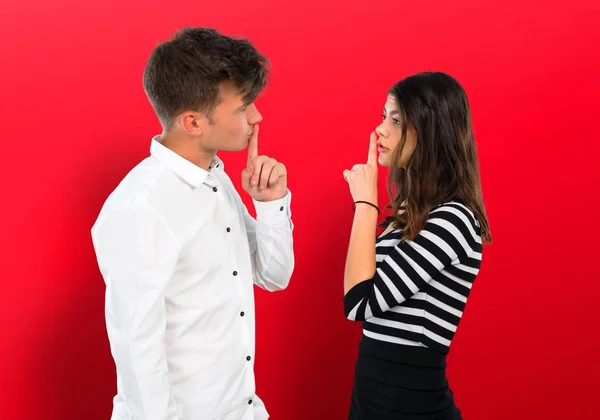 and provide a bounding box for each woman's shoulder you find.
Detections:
[427,200,483,255]
[429,199,480,229]
[377,199,481,243]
